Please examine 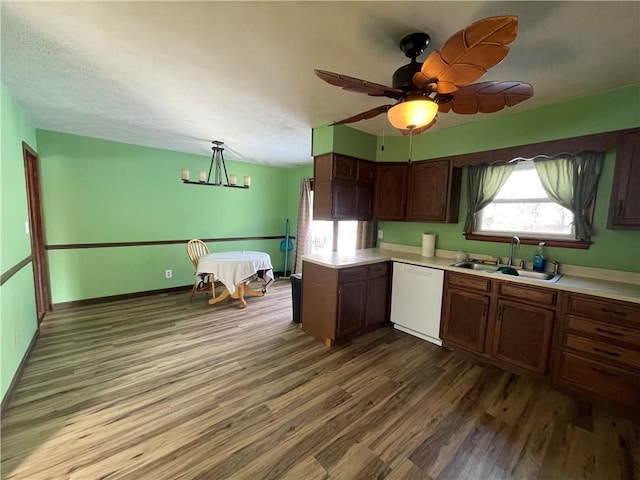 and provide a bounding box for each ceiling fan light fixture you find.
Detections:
[387,99,438,131]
